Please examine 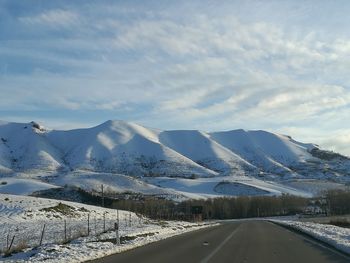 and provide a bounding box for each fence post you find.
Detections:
[87,213,90,236]
[114,222,120,245]
[103,212,106,232]
[8,235,15,252]
[101,184,104,207]
[64,220,67,243]
[39,224,46,246]
[129,212,131,227]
